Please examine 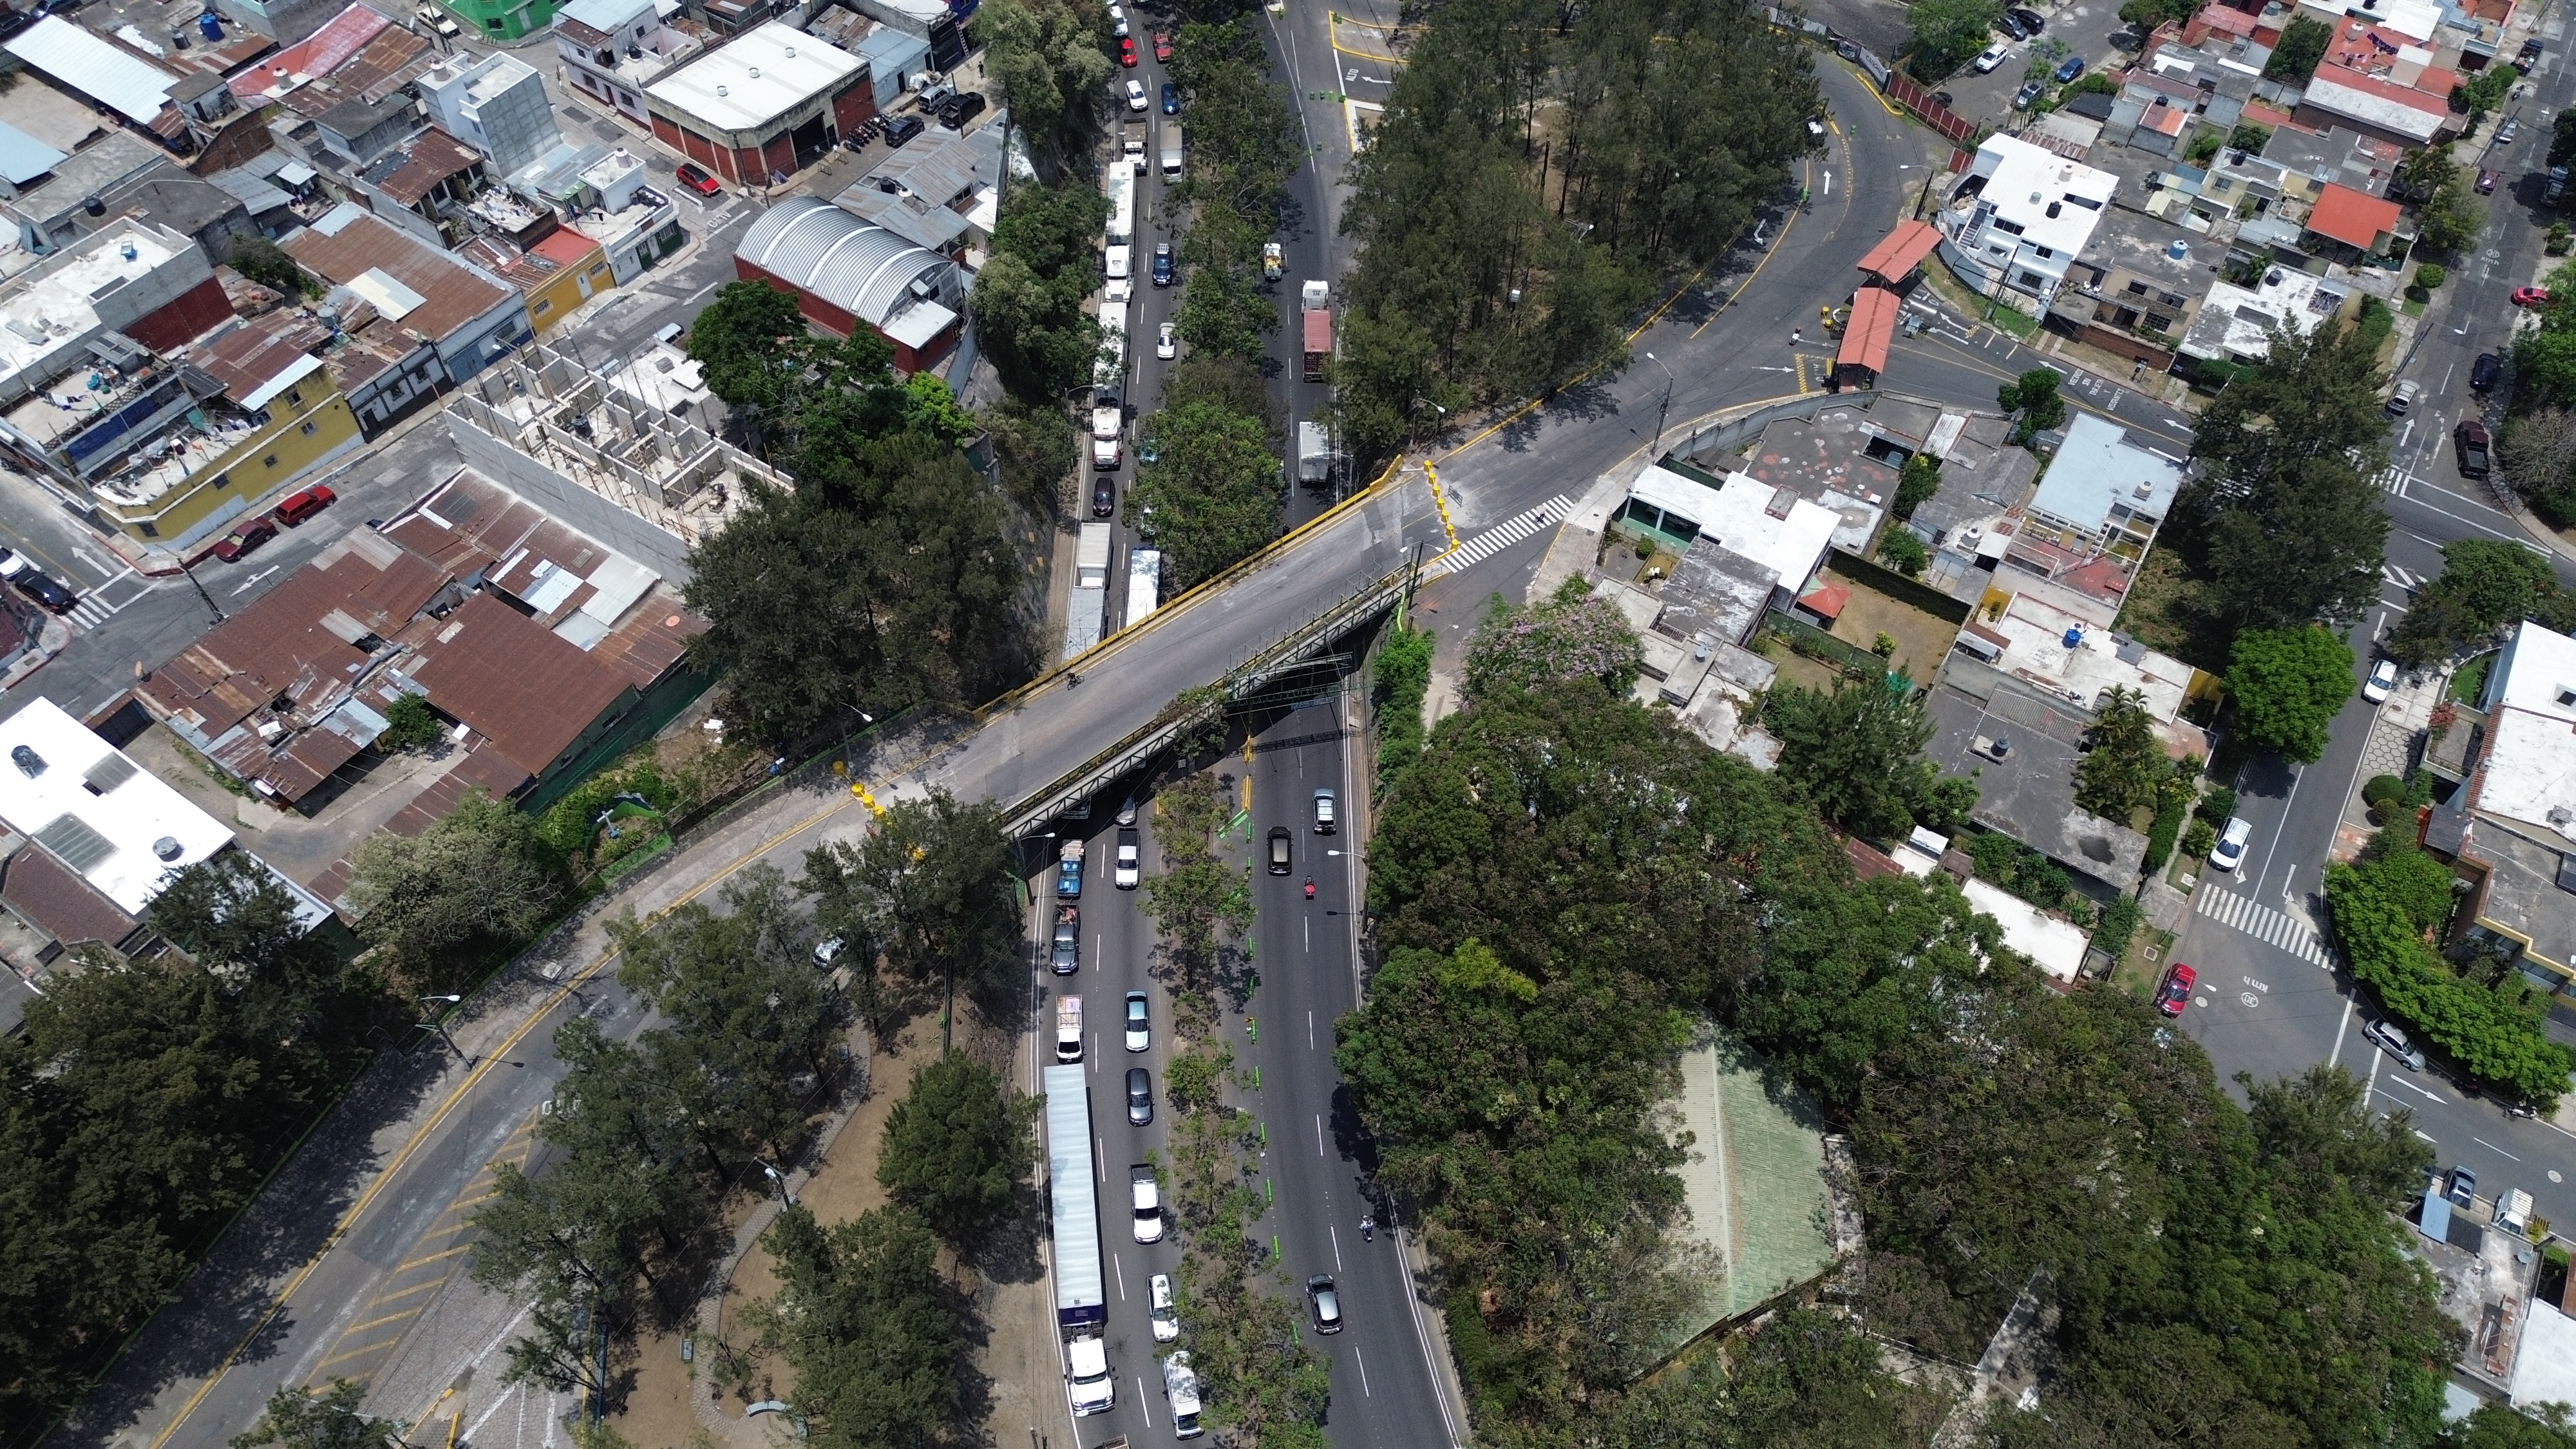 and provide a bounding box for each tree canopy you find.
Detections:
[1,855,372,1430]
[1125,394,1283,588]
[346,788,563,990]
[229,1380,405,1449]
[2263,14,2333,80]
[875,1054,1036,1247]
[2389,538,2573,665]
[802,791,1023,1026]
[752,1204,961,1449]
[2228,626,2357,762]
[2183,320,2391,630]
[1767,673,1976,840]
[1334,0,1817,460]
